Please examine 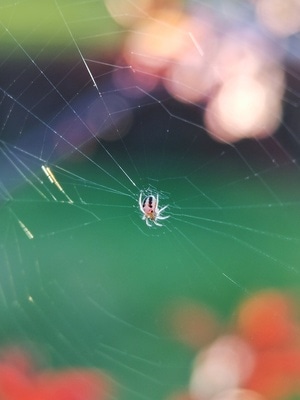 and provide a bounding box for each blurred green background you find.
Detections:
[1,153,300,399]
